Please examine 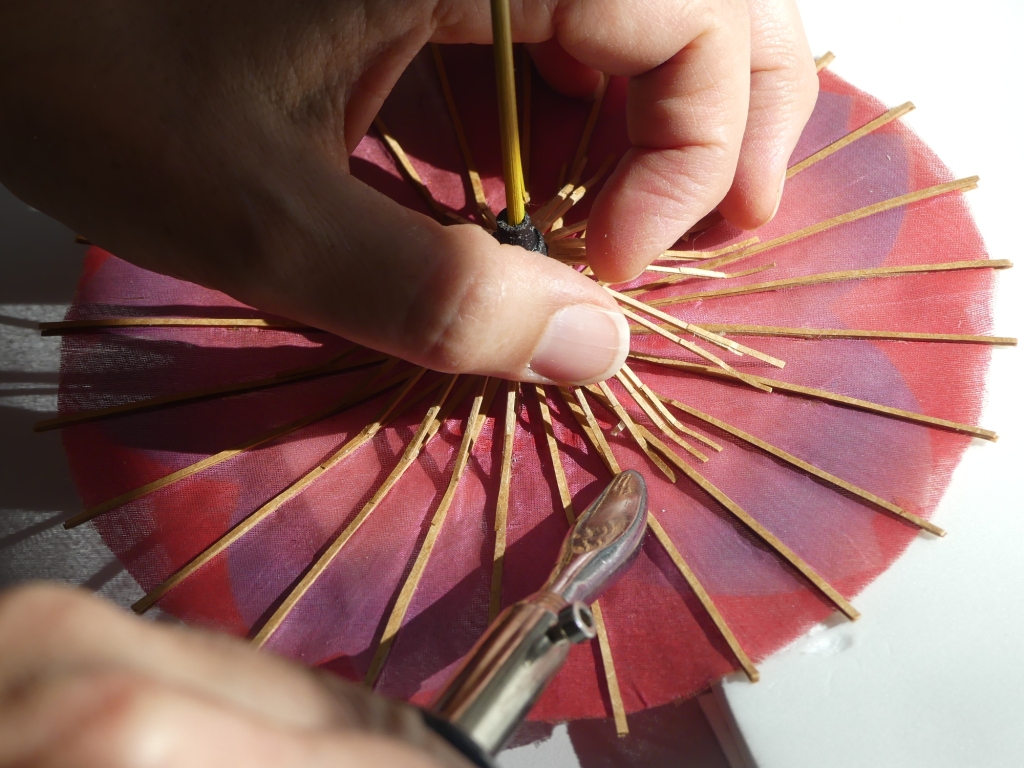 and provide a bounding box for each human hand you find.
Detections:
[0,584,470,768]
[0,0,816,385]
